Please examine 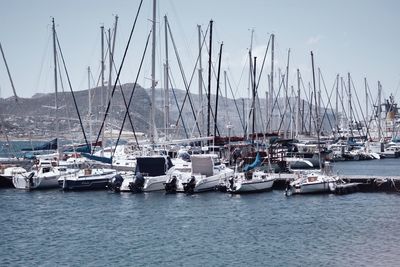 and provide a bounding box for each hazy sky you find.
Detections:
[0,0,399,105]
